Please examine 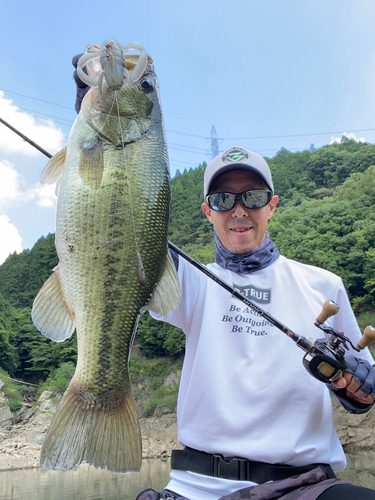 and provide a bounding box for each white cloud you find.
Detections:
[329,132,366,145]
[0,160,56,258]
[0,214,22,265]
[0,160,20,201]
[0,97,61,256]
[26,183,57,208]
[0,160,57,209]
[0,91,65,156]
